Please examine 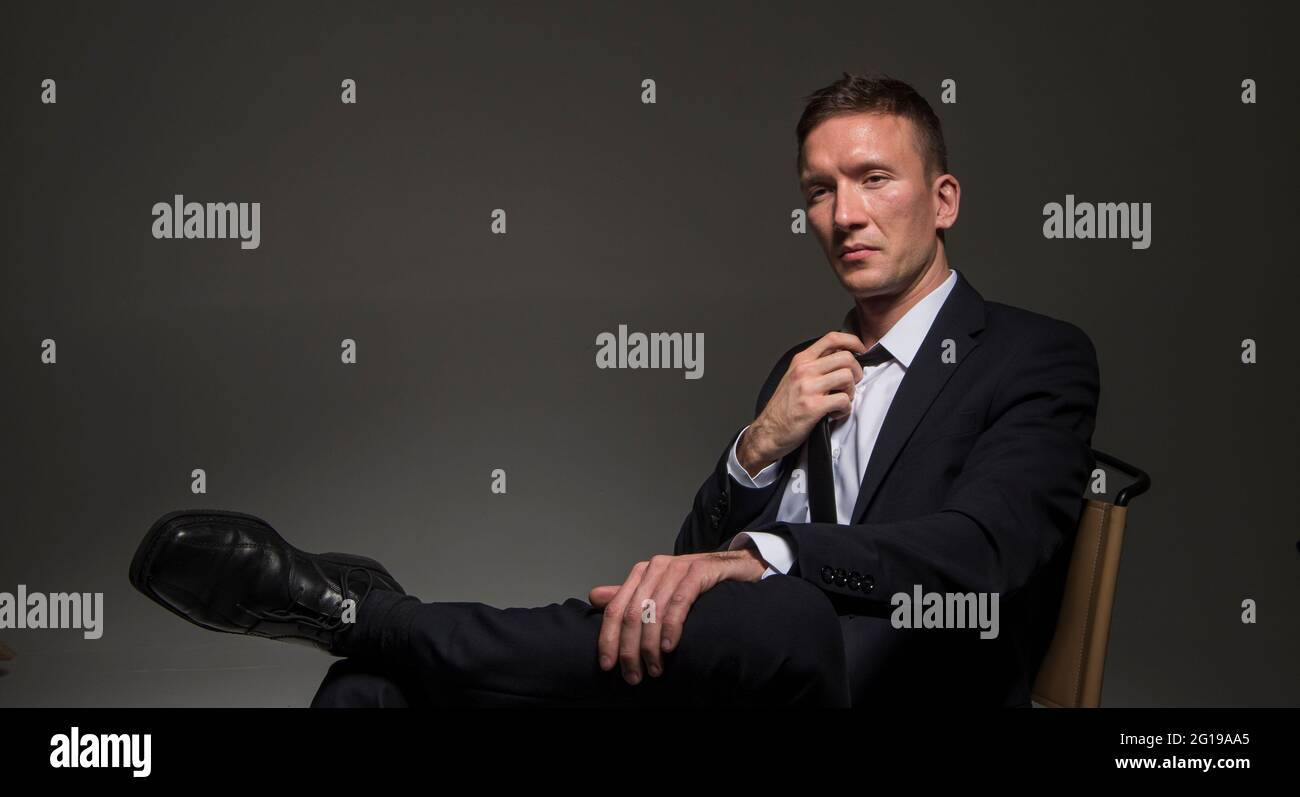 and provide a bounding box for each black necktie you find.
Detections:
[806,344,891,523]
